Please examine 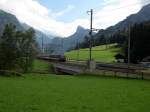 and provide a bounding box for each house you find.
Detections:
[115,54,125,63]
[140,56,150,67]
